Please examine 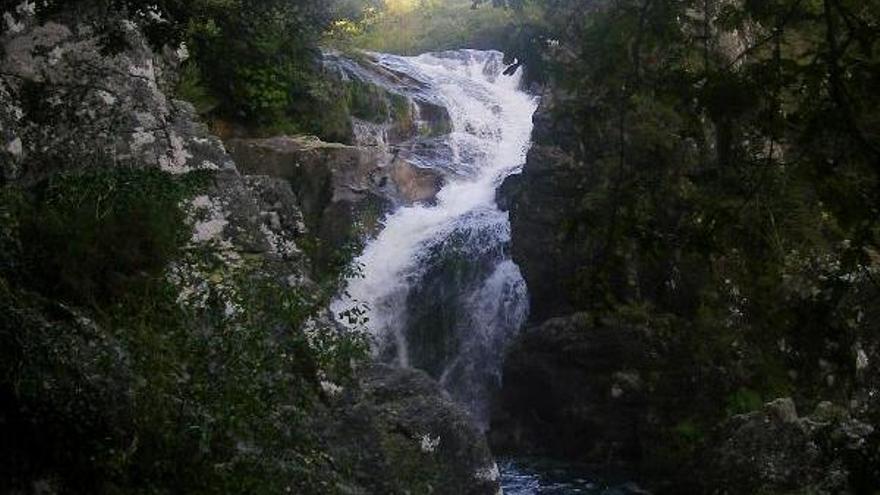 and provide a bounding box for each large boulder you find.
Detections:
[489,311,880,494]
[700,398,879,494]
[491,313,660,467]
[226,135,442,268]
[497,91,598,323]
[321,364,502,495]
[499,88,708,323]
